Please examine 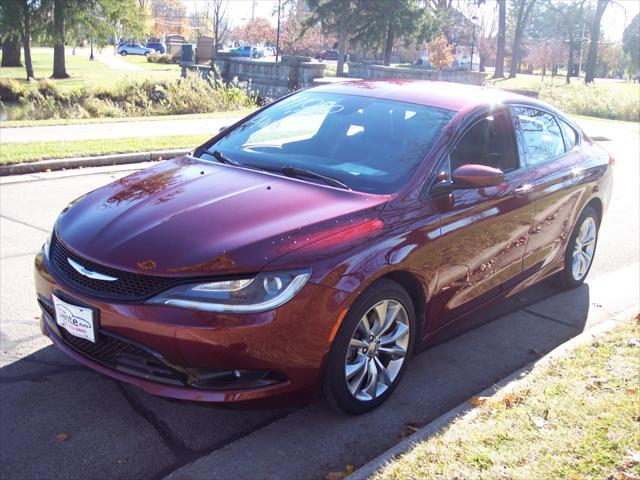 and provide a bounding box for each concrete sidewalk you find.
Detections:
[0,115,244,144]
